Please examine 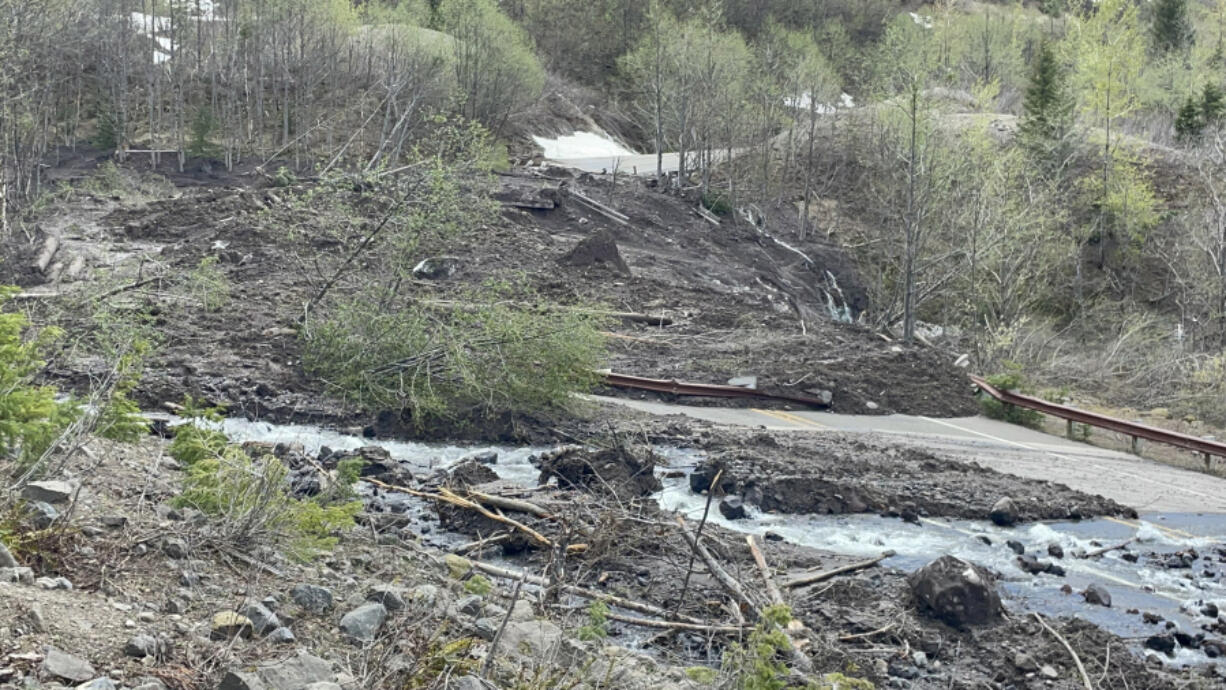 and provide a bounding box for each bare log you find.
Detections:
[783,551,896,589]
[675,515,761,615]
[465,490,553,519]
[34,235,59,273]
[1081,539,1132,559]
